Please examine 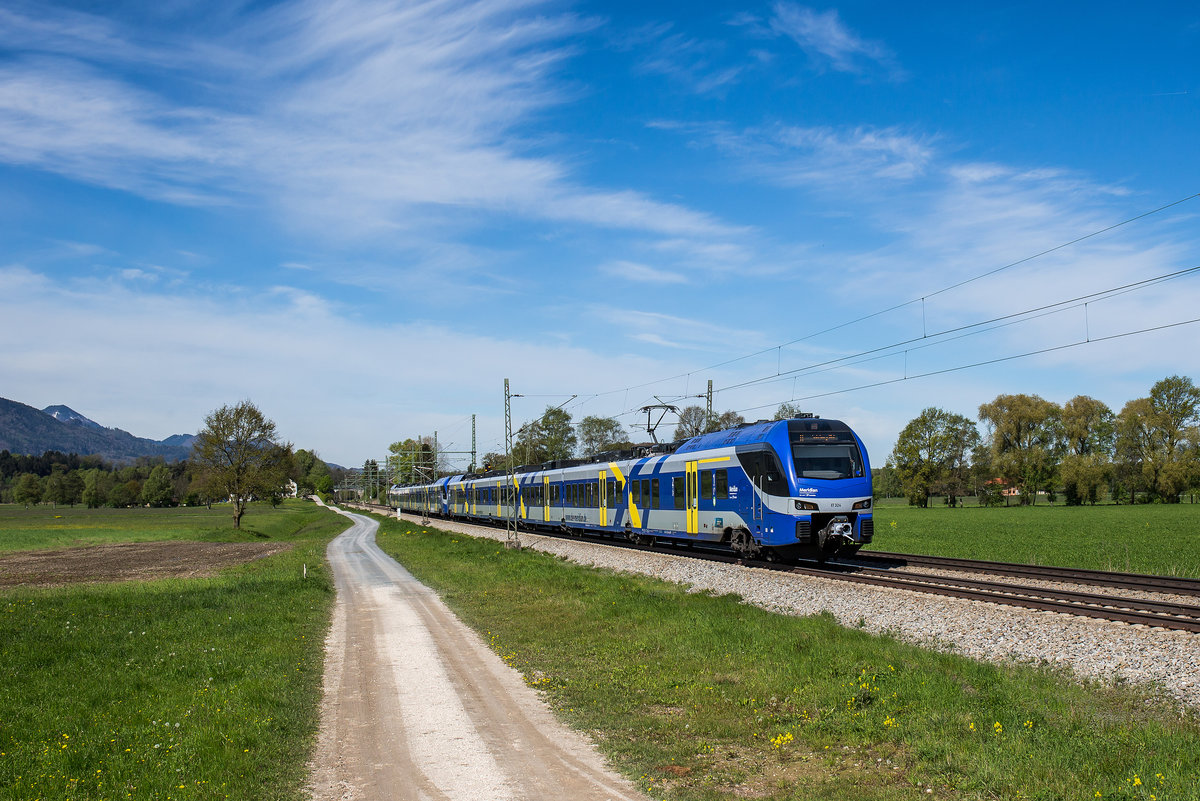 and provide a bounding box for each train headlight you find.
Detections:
[794,500,819,511]
[852,498,872,510]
